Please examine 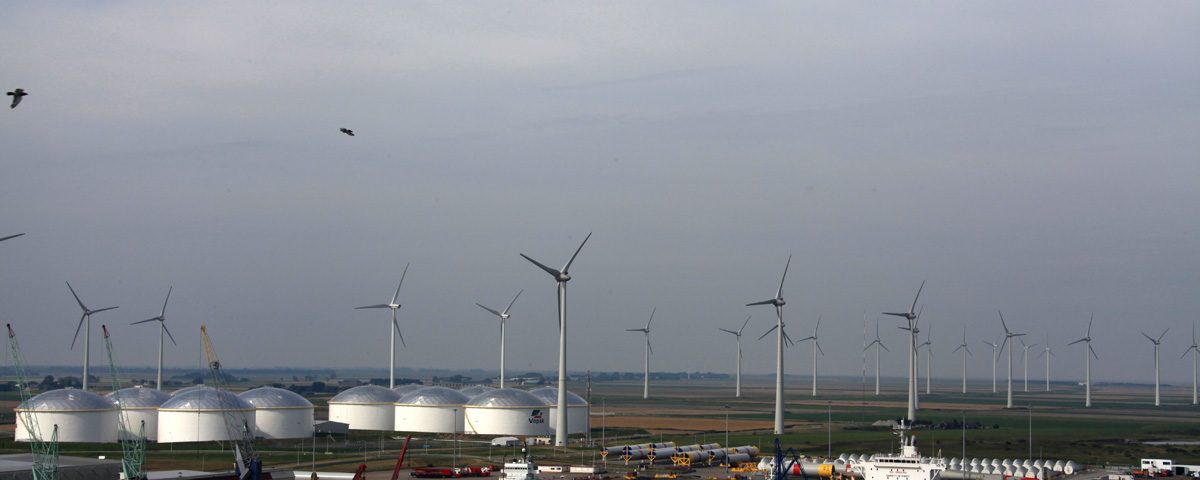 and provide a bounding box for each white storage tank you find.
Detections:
[157,386,256,443]
[172,384,208,396]
[328,385,400,431]
[15,388,118,443]
[395,386,469,433]
[107,386,170,441]
[239,387,314,439]
[460,385,496,397]
[463,388,550,436]
[528,387,589,434]
[393,384,424,396]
